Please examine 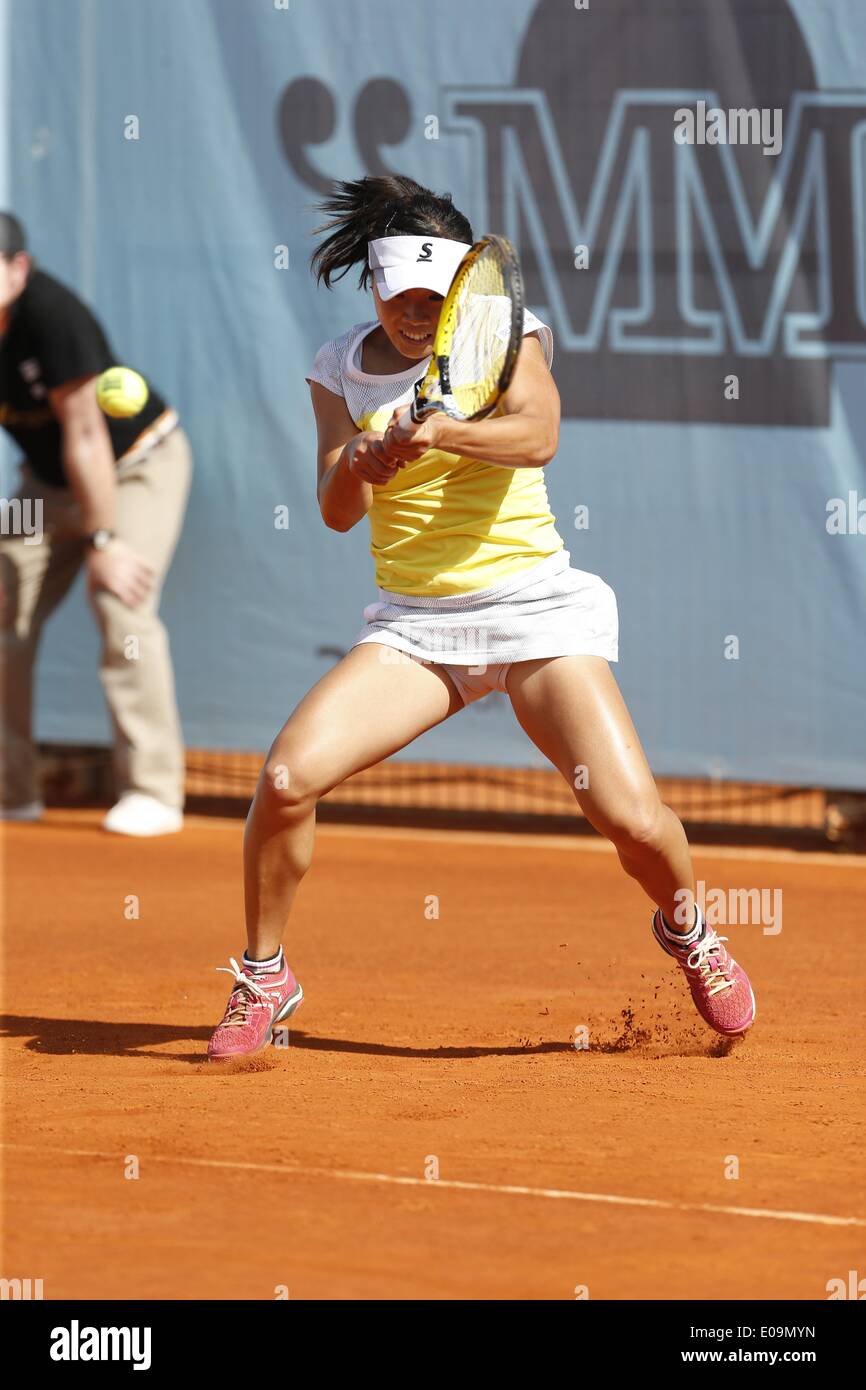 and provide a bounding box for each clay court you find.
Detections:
[3,811,864,1301]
